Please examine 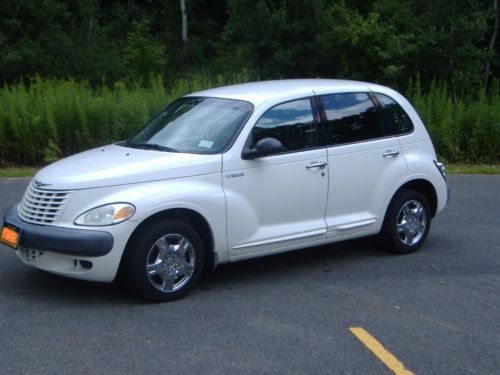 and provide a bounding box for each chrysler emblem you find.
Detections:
[34,180,51,188]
